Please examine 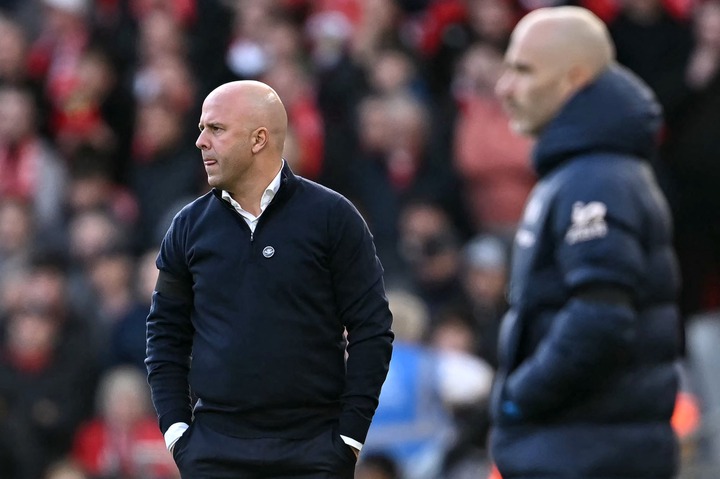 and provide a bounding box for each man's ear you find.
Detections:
[251,127,268,154]
[567,63,594,90]
[558,63,593,102]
